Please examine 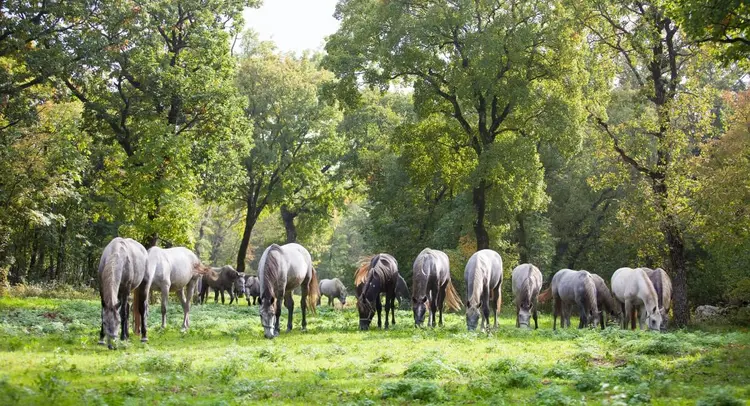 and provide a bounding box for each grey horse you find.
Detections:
[643,267,672,330]
[464,249,504,331]
[318,278,348,307]
[245,275,260,305]
[551,269,599,330]
[511,263,542,329]
[98,237,149,349]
